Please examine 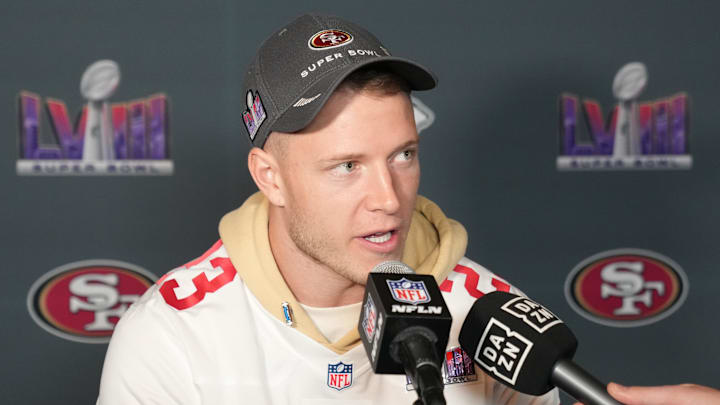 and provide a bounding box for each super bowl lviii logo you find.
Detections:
[17,59,172,175]
[406,346,478,390]
[27,260,156,343]
[411,96,435,133]
[557,62,690,170]
[564,249,688,327]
